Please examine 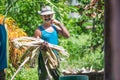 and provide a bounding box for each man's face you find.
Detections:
[41,14,53,22]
